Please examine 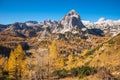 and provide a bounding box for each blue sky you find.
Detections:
[0,0,120,24]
